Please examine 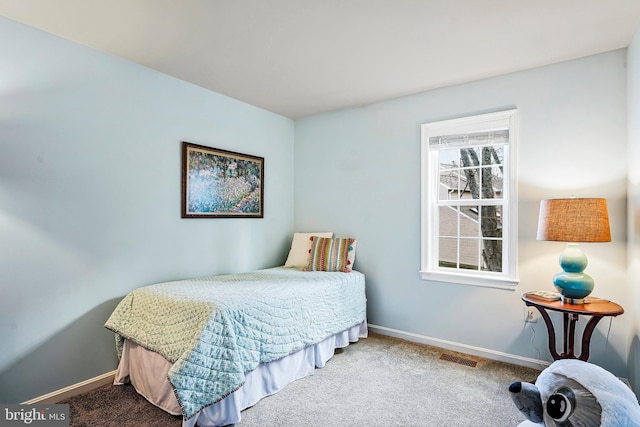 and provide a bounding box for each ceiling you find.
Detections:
[1,1,640,119]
